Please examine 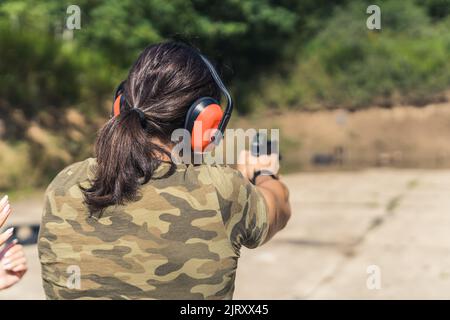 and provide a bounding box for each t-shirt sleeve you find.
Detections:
[209,165,269,251]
